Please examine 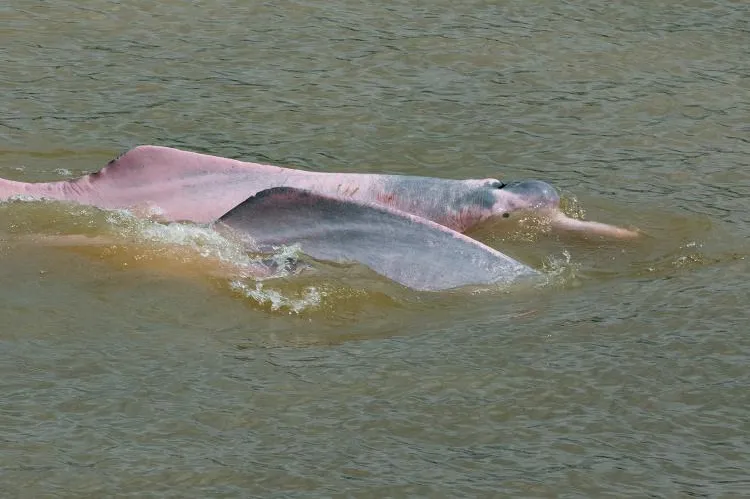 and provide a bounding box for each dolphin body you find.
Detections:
[0,145,636,290]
